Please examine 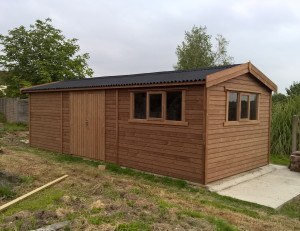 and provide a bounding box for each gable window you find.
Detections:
[226,90,259,124]
[131,90,187,125]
